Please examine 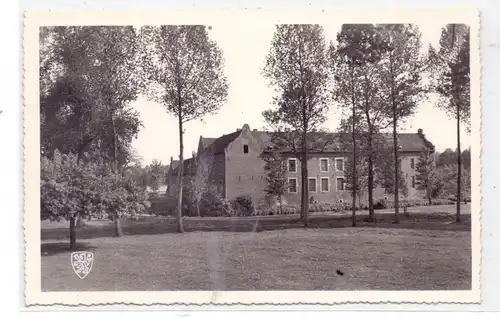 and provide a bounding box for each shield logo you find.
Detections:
[71,251,94,279]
